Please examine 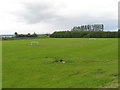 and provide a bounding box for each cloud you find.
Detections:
[45,14,117,31]
[15,2,117,31]
[0,0,118,34]
[17,2,58,24]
